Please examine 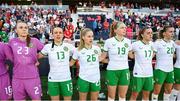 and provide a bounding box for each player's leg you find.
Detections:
[60,80,73,100]
[152,69,166,101]
[48,82,60,100]
[25,78,42,100]
[0,73,12,100]
[170,68,180,101]
[163,71,174,100]
[118,69,130,101]
[78,78,89,100]
[90,80,100,100]
[12,78,27,100]
[142,77,153,100]
[106,70,118,100]
[130,77,143,100]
